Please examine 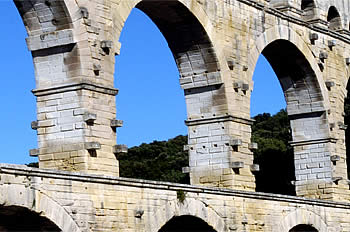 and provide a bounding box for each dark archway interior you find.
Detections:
[301,0,316,20]
[0,206,60,231]
[159,216,217,232]
[253,40,325,196]
[136,1,220,78]
[290,224,318,232]
[345,81,350,180]
[327,6,342,30]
